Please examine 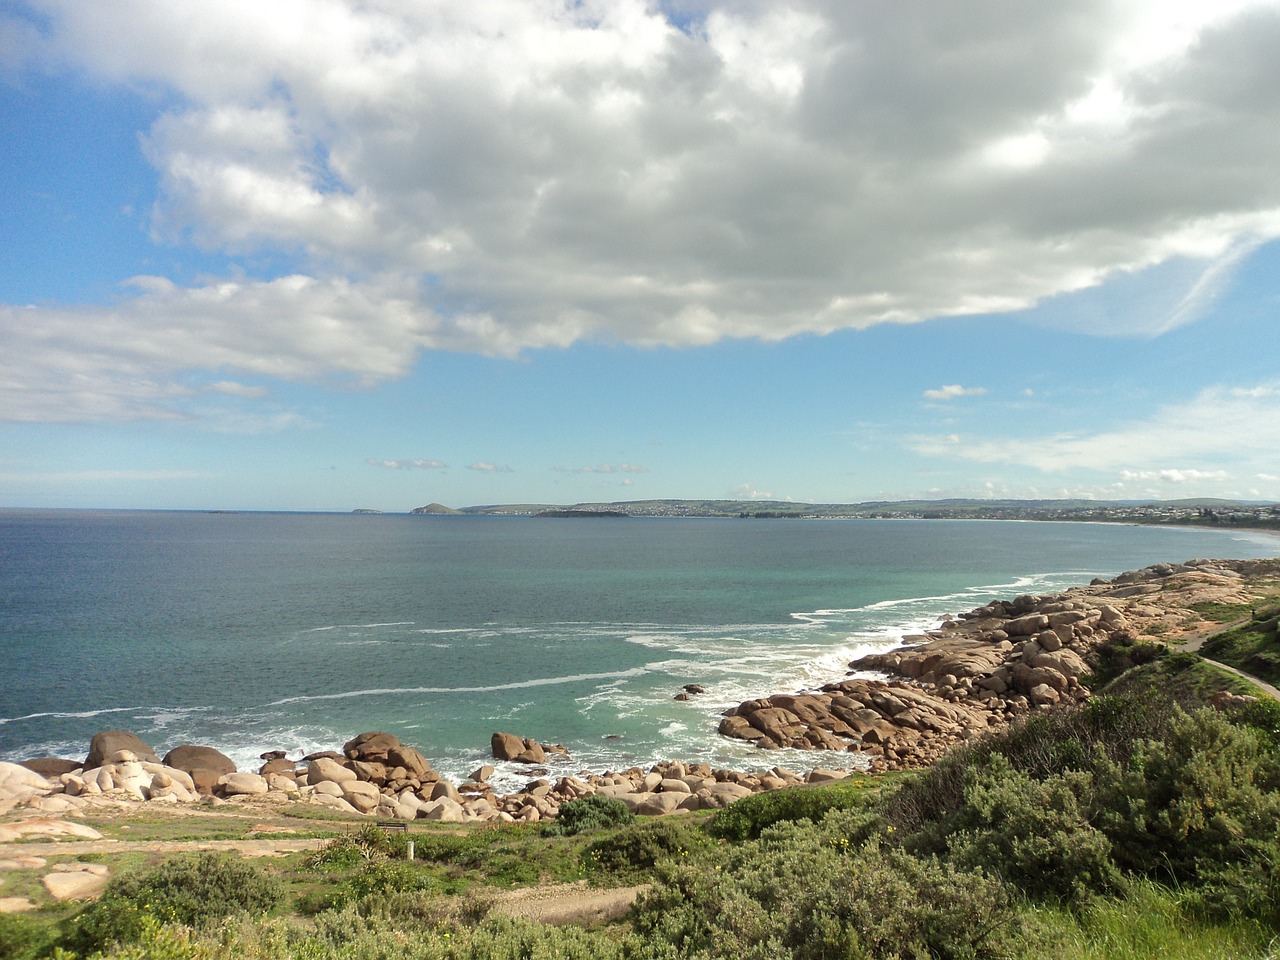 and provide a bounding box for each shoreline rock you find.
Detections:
[718,557,1280,770]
